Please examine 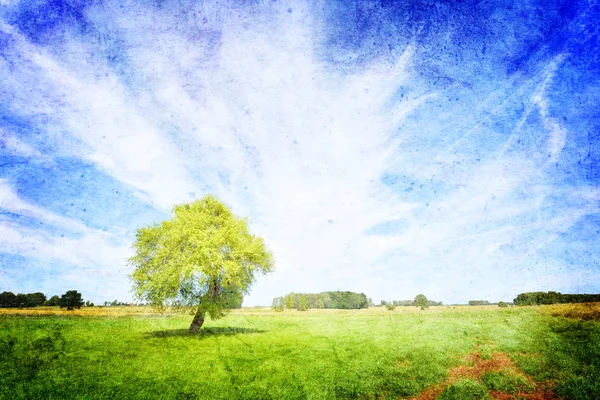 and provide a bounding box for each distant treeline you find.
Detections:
[468,300,491,306]
[379,299,443,307]
[0,291,94,308]
[514,291,600,306]
[0,292,49,308]
[272,291,369,310]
